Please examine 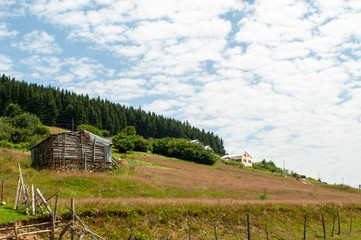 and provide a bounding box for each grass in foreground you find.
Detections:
[68,202,361,239]
[0,205,34,225]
